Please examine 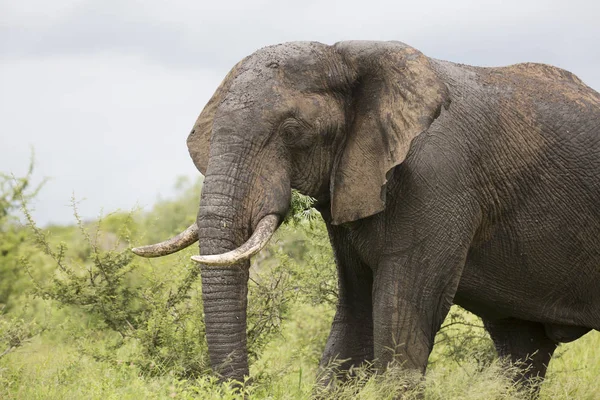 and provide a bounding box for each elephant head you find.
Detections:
[132,41,450,381]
